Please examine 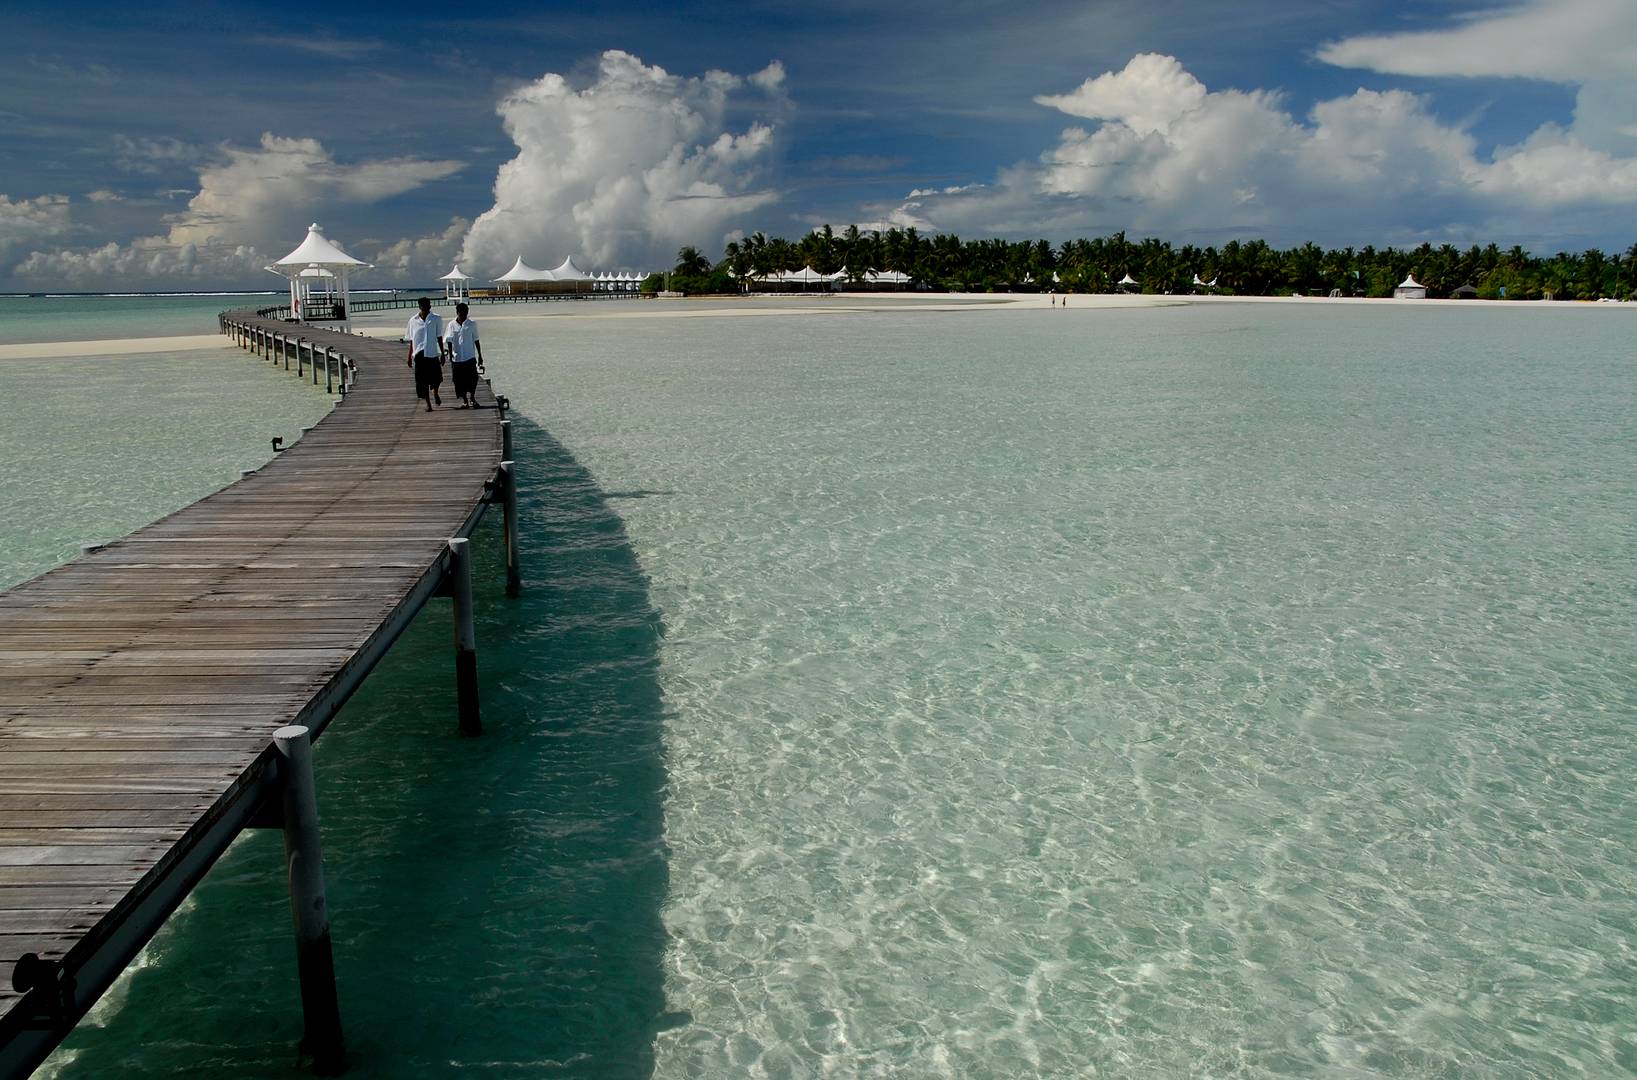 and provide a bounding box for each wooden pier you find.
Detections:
[0,312,519,1076]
